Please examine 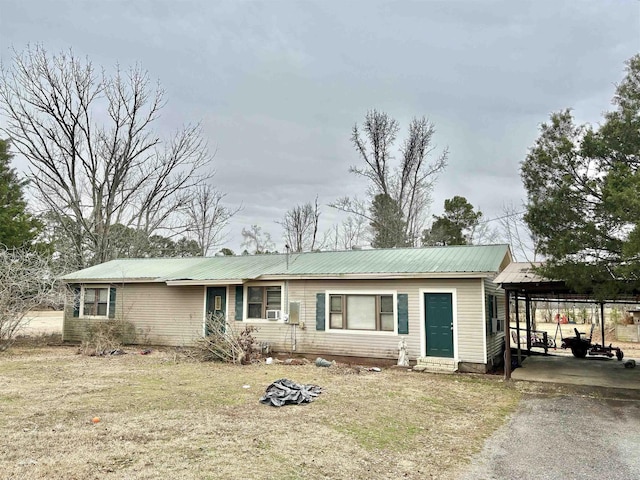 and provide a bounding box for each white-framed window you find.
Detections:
[78,286,113,318]
[245,285,282,320]
[328,292,396,332]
